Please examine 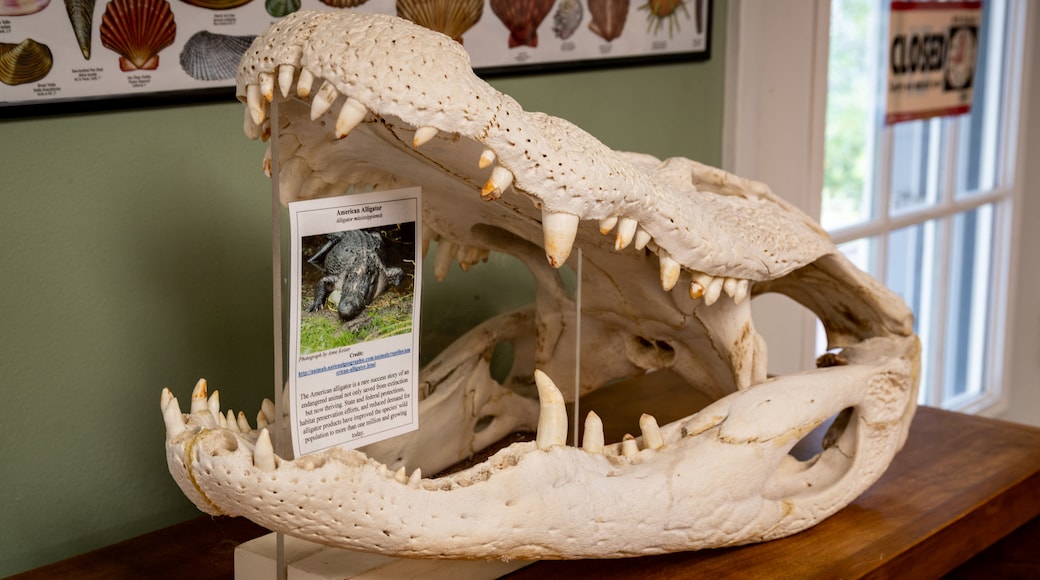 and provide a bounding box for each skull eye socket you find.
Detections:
[489,340,515,385]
